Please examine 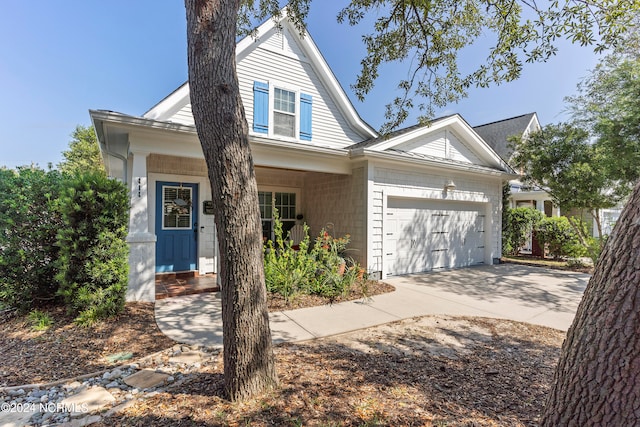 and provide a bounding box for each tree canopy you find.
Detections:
[240,0,638,132]
[510,18,640,238]
[569,57,640,188]
[58,125,105,176]
[511,123,620,209]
